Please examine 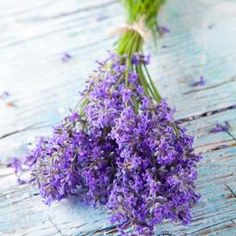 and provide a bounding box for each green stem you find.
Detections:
[116,28,162,103]
[136,65,148,96]
[143,64,161,102]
